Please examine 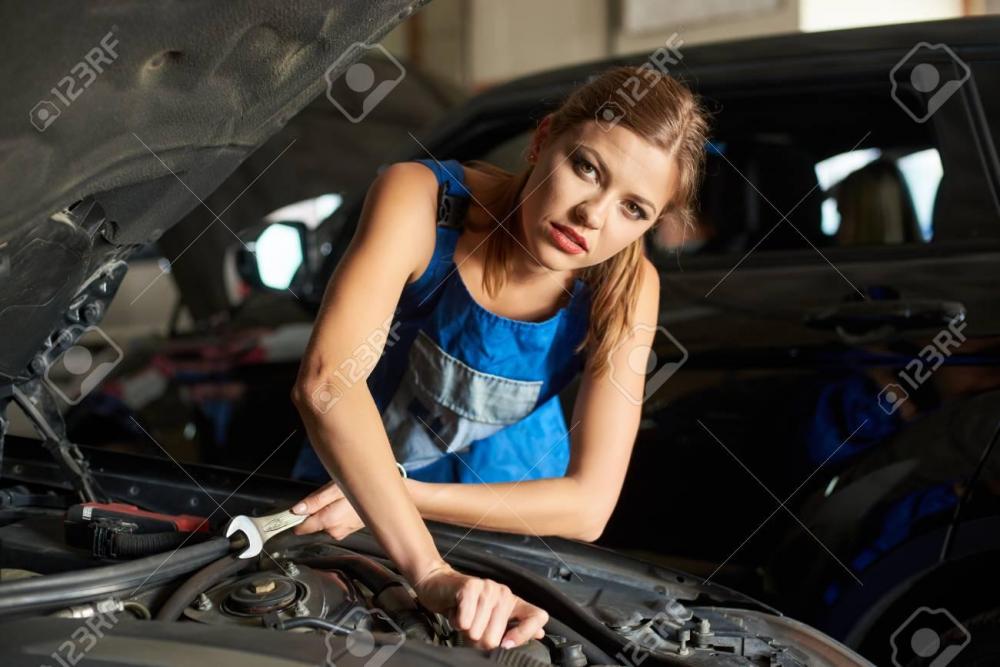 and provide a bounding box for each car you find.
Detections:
[231,15,1000,666]
[0,1,871,666]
